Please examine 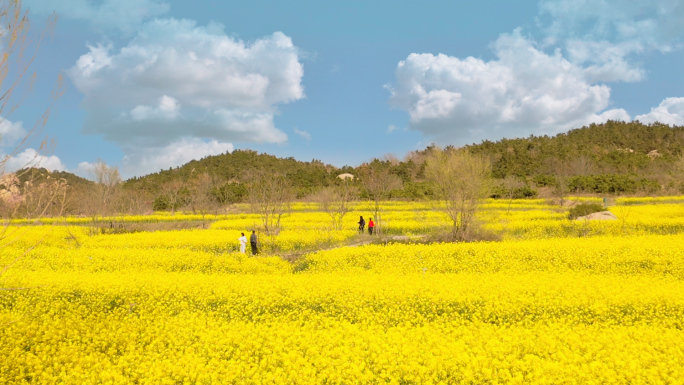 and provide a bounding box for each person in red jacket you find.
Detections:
[368,218,375,235]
